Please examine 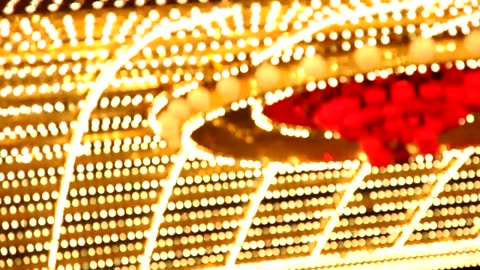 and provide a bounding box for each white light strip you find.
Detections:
[139,149,189,270]
[205,237,480,270]
[251,0,438,65]
[422,10,480,38]
[171,80,199,98]
[47,9,235,270]
[311,163,372,256]
[472,217,480,236]
[148,92,169,134]
[251,95,314,139]
[392,147,474,249]
[251,100,274,132]
[147,81,200,135]
[226,162,280,267]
